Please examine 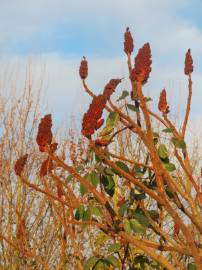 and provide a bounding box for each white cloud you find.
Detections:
[0,0,201,54]
[0,54,128,123]
[0,0,201,138]
[0,52,199,122]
